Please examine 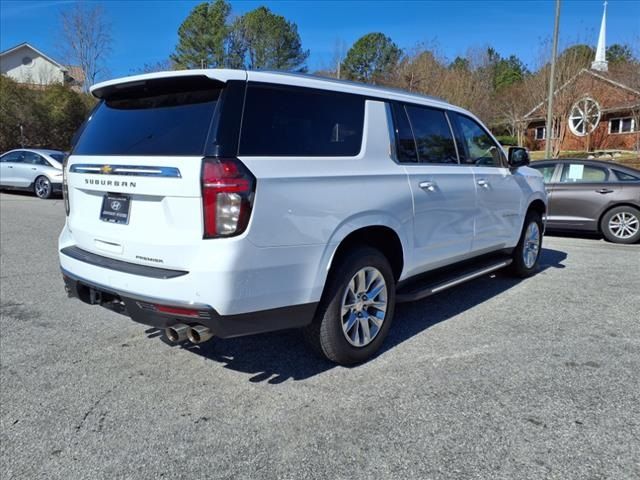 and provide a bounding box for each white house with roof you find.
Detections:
[0,42,84,90]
